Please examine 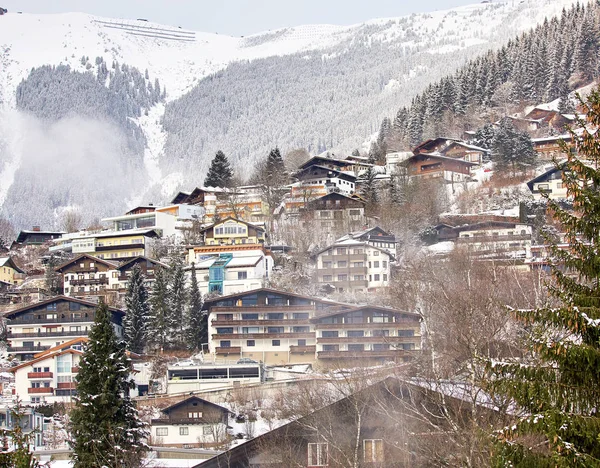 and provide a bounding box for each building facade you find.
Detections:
[55,254,119,303]
[0,257,26,285]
